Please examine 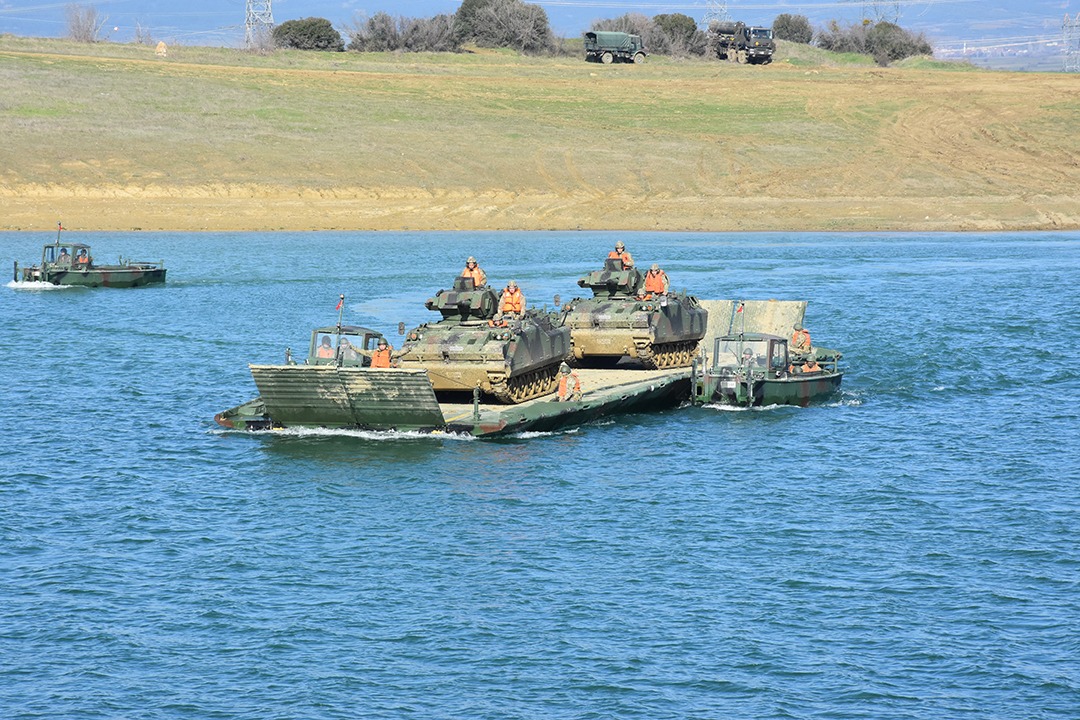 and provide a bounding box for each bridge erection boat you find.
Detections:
[14,224,166,288]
